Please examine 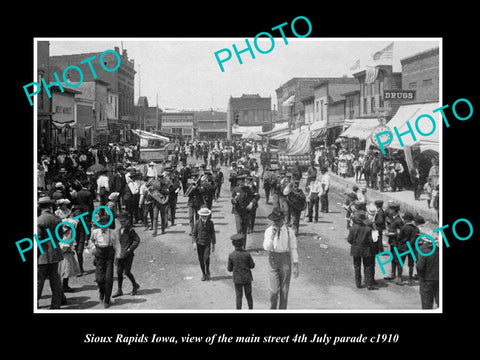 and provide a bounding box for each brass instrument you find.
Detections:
[184,175,202,197]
